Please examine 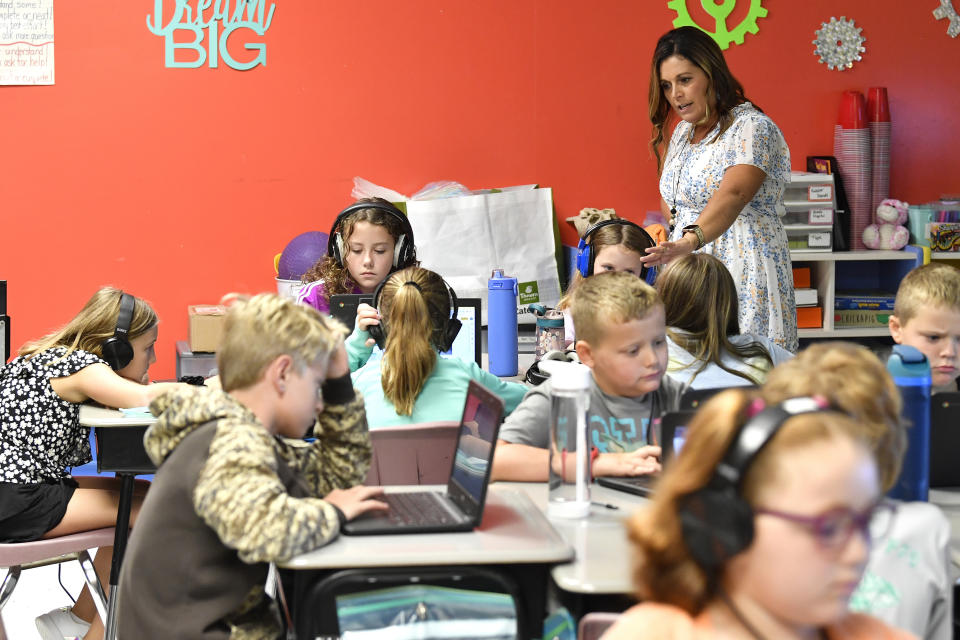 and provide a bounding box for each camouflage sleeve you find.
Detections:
[193,420,343,564]
[274,375,372,495]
